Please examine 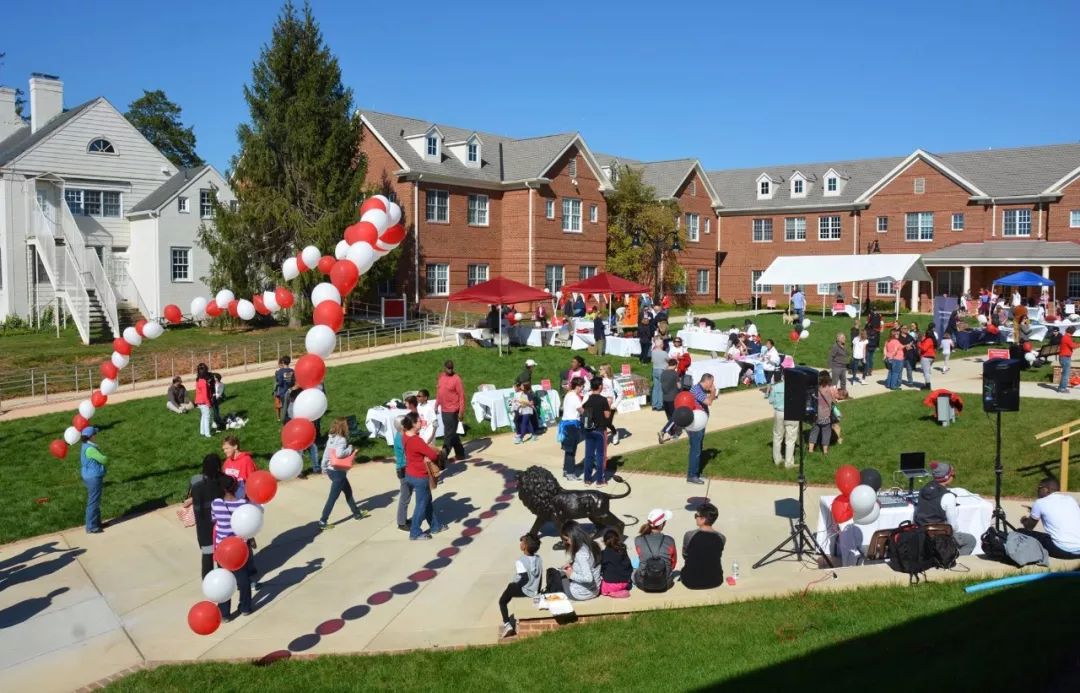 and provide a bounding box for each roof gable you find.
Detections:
[855,149,988,203]
[0,98,99,167]
[129,165,220,214]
